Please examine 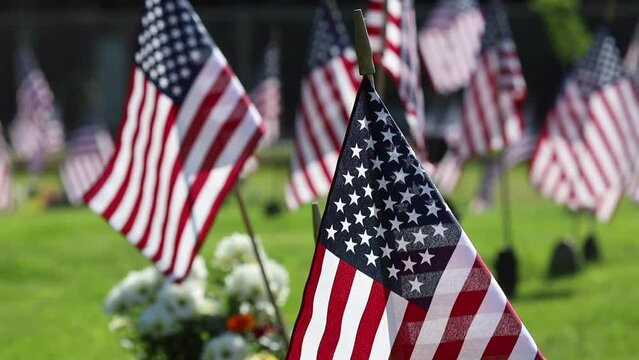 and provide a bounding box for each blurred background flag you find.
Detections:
[530,29,639,222]
[251,37,282,149]
[83,0,263,281]
[59,125,114,205]
[0,127,13,212]
[288,78,542,359]
[623,19,639,82]
[10,44,65,172]
[366,0,428,159]
[458,0,526,160]
[284,0,360,210]
[418,0,485,94]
